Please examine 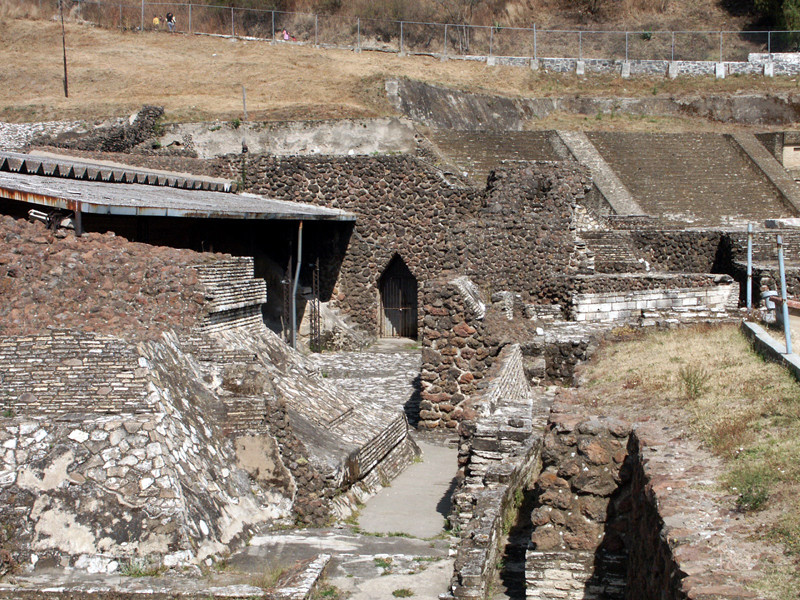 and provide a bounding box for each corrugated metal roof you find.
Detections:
[1,150,234,192]
[0,171,355,221]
